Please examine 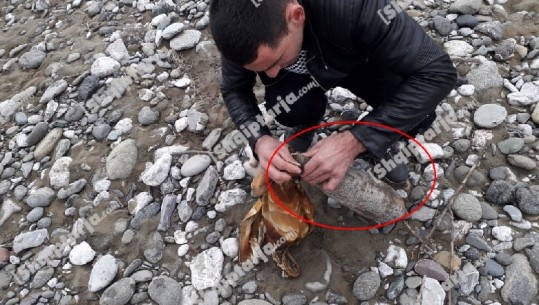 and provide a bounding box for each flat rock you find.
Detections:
[106,39,129,64]
[13,229,49,254]
[40,79,68,103]
[474,104,507,128]
[19,49,47,69]
[466,57,503,90]
[419,277,445,305]
[91,56,120,78]
[141,153,172,186]
[507,154,536,170]
[449,0,482,14]
[501,254,538,304]
[516,186,539,215]
[414,259,449,281]
[215,189,247,213]
[106,139,138,180]
[498,138,524,154]
[353,271,380,301]
[88,255,118,292]
[520,82,539,103]
[162,23,186,39]
[454,262,480,296]
[148,276,183,305]
[190,247,224,290]
[223,160,246,180]
[0,199,22,227]
[99,277,135,305]
[34,128,63,160]
[49,157,72,189]
[170,30,201,51]
[196,166,219,206]
[444,40,474,57]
